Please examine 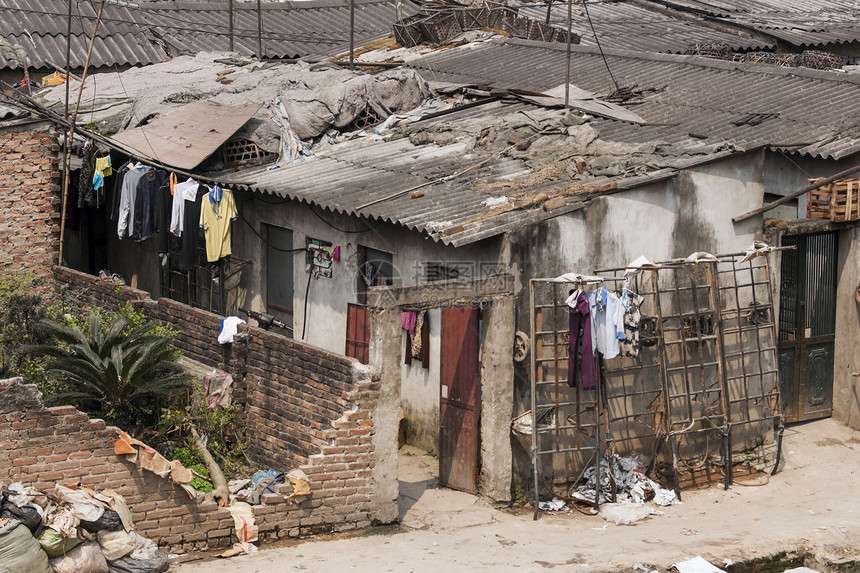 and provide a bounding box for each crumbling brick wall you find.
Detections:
[0,377,234,551]
[13,266,389,550]
[0,122,61,282]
